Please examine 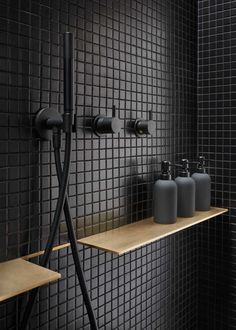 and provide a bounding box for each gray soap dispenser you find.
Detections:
[191,156,211,211]
[153,161,177,224]
[175,159,195,217]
